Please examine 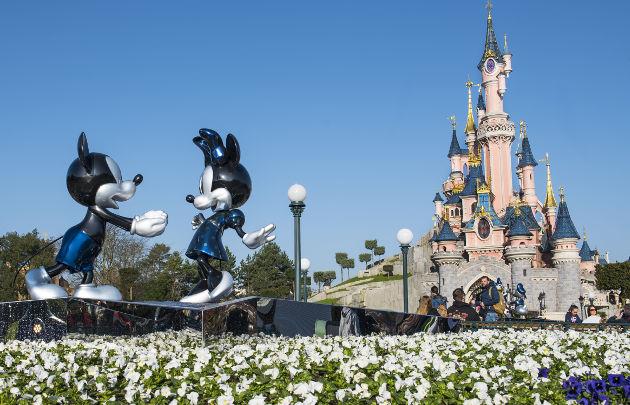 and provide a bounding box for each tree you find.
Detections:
[238,242,294,298]
[374,246,385,262]
[138,251,198,301]
[359,253,372,270]
[313,270,336,292]
[335,252,348,282]
[0,230,58,301]
[93,225,146,290]
[382,264,394,277]
[342,258,355,280]
[595,262,630,302]
[365,239,377,265]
